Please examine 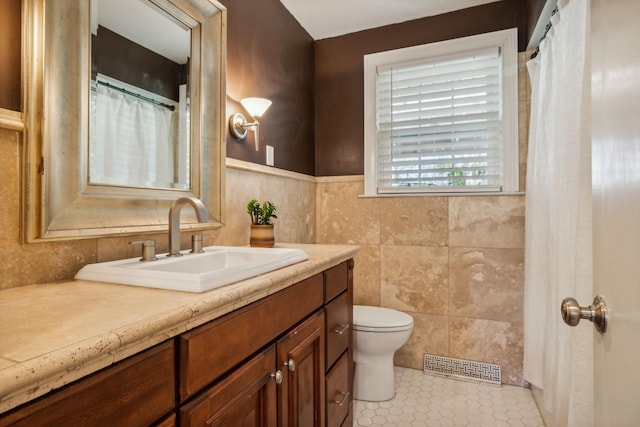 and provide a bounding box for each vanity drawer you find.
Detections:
[326,351,350,427]
[325,291,350,370]
[324,261,348,302]
[178,273,324,401]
